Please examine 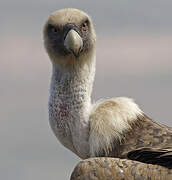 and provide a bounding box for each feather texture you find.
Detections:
[89,97,143,157]
[128,147,172,169]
